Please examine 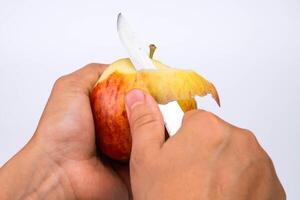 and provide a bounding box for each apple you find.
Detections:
[91,45,220,161]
